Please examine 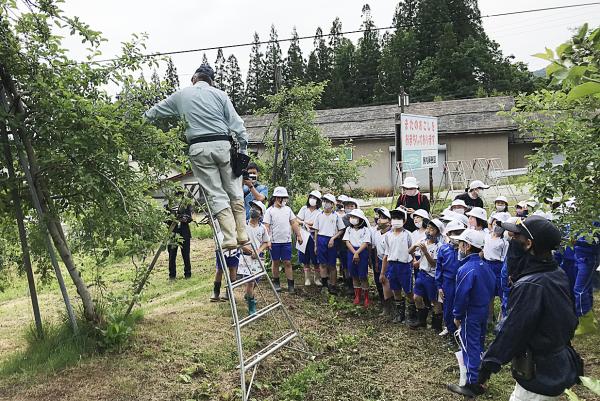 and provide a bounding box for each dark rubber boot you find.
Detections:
[409,308,428,329]
[273,277,281,292]
[431,313,443,332]
[287,279,295,294]
[392,298,406,323]
[406,301,418,326]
